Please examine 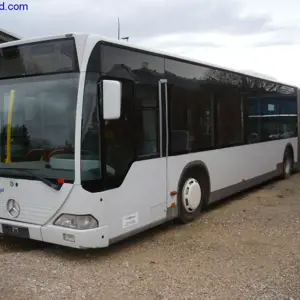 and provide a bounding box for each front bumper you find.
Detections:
[0,219,109,249]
